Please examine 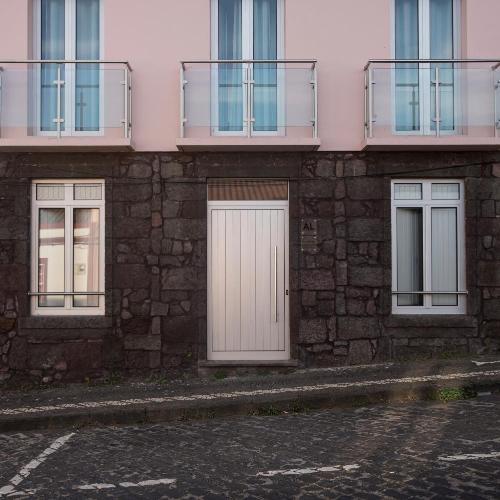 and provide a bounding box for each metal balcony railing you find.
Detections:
[364,59,500,140]
[180,60,318,139]
[0,60,132,140]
